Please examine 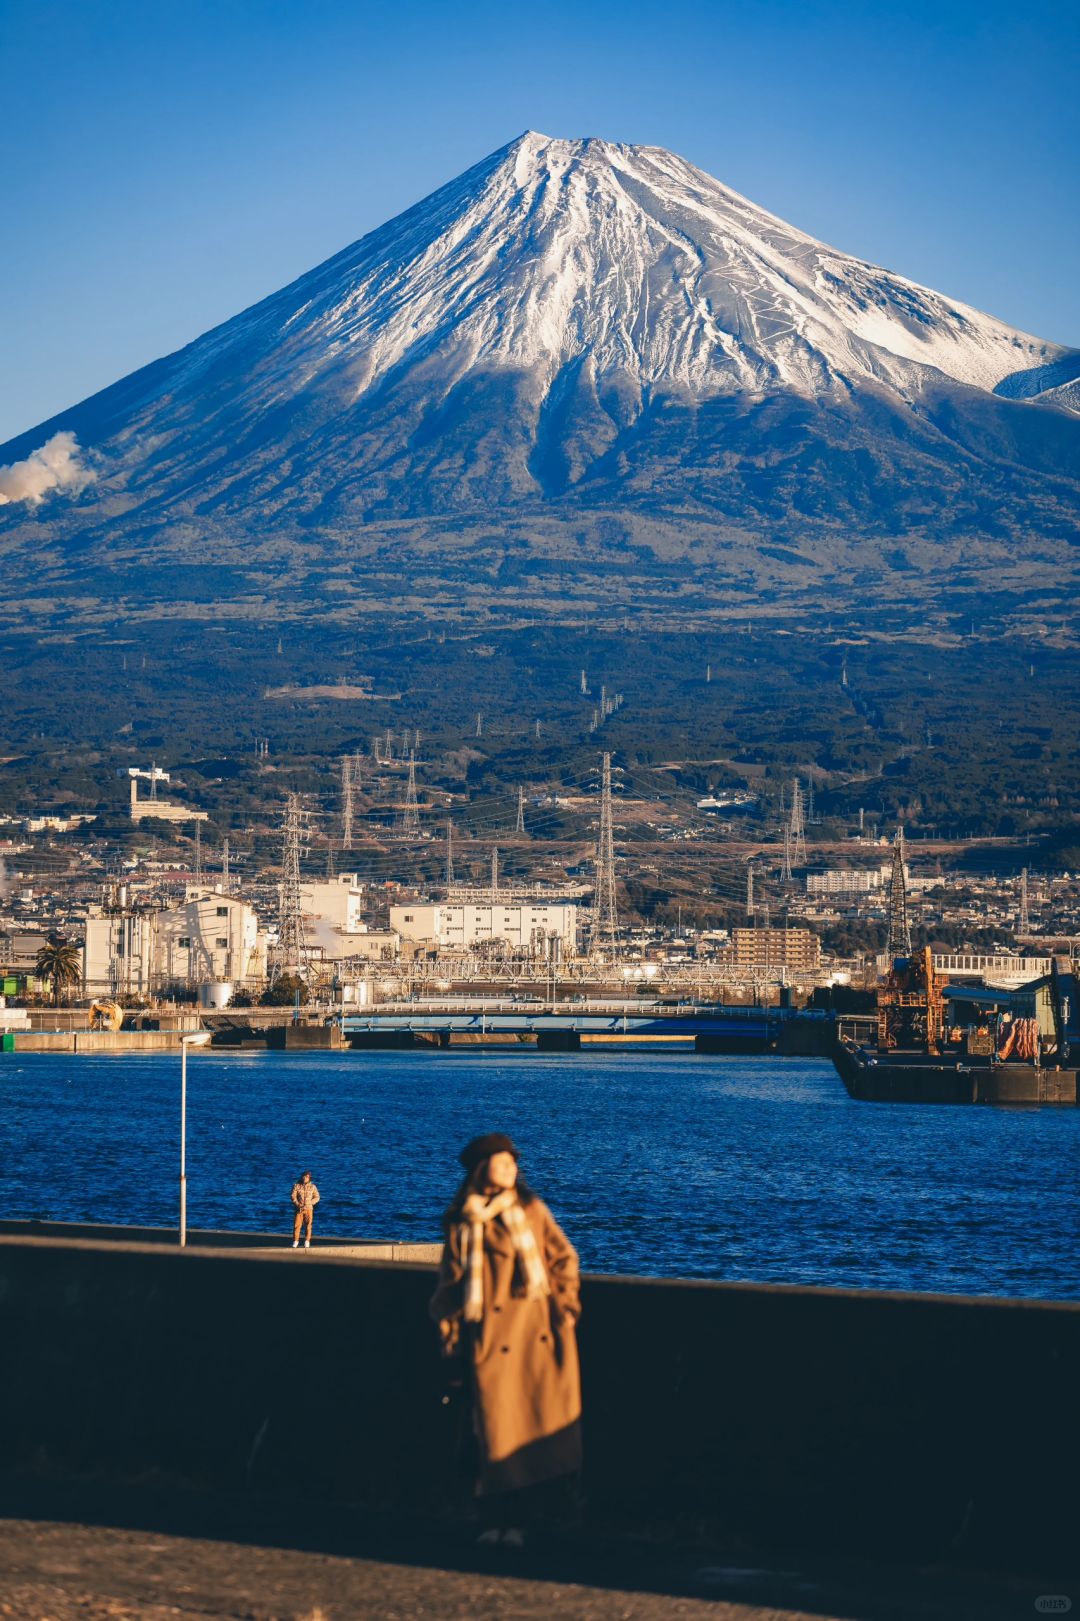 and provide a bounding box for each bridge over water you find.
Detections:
[338,1001,831,1052]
